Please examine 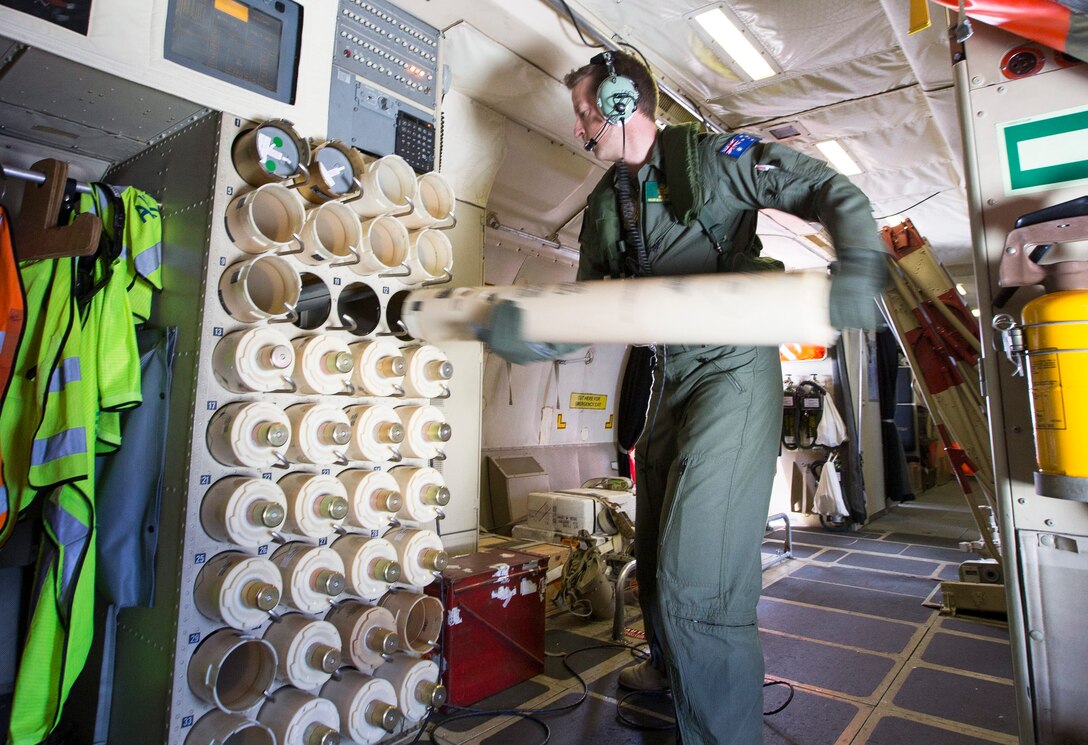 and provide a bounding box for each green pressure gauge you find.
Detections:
[298,139,366,204]
[232,119,312,187]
